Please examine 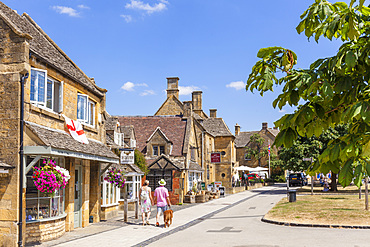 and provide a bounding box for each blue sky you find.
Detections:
[3,0,345,132]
